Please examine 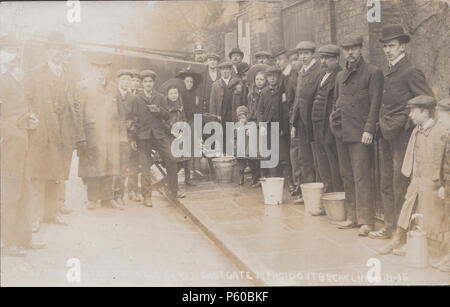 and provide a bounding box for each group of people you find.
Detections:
[1,24,449,272]
[197,24,449,272]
